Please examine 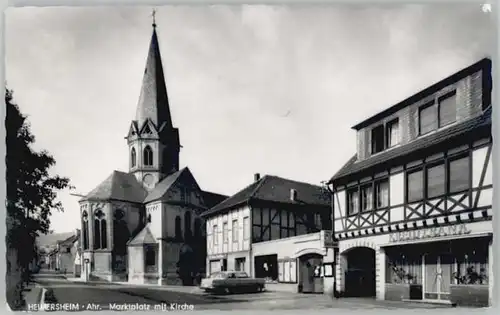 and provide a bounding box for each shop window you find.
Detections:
[452,246,488,285]
[385,252,422,284]
[254,254,278,282]
[278,259,297,283]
